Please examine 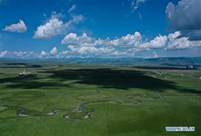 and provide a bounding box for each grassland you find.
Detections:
[0,62,201,136]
